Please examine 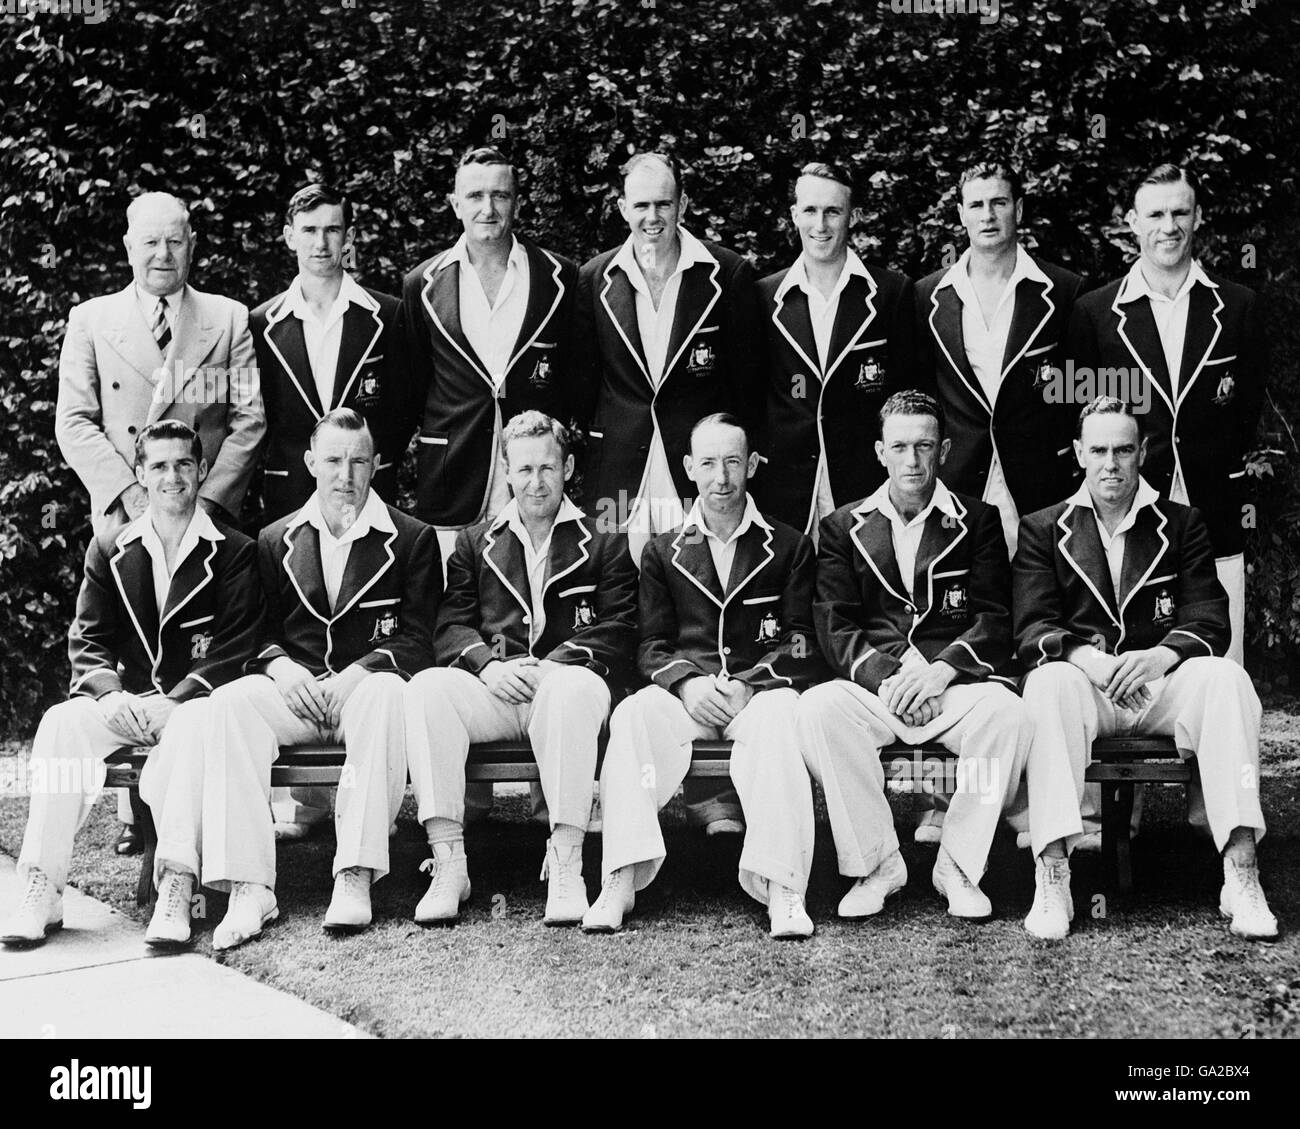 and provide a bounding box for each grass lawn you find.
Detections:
[2,700,1299,1039]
